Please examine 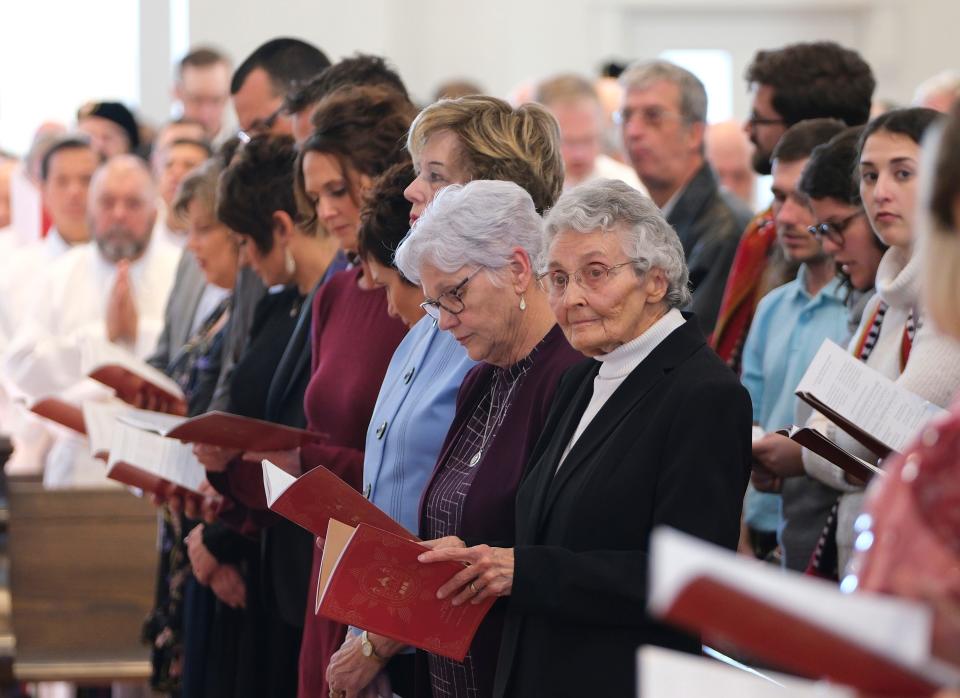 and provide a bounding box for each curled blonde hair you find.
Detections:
[406,95,564,214]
